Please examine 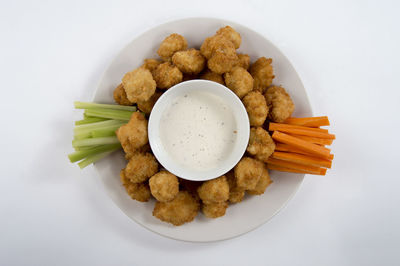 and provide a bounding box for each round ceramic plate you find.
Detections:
[93,17,312,242]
